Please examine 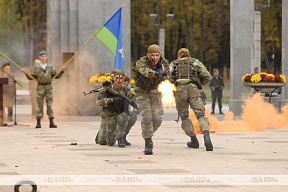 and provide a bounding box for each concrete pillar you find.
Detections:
[229,0,254,115]
[253,11,261,73]
[47,0,131,115]
[159,28,165,57]
[281,0,288,107]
